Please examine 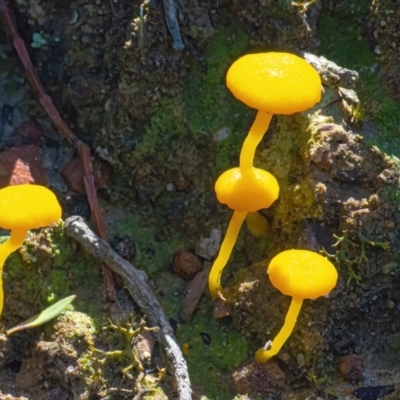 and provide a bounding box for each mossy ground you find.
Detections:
[157,280,253,400]
[2,0,400,398]
[2,221,104,327]
[317,0,400,158]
